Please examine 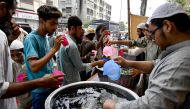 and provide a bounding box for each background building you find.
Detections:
[58,0,112,27]
[14,0,58,30]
